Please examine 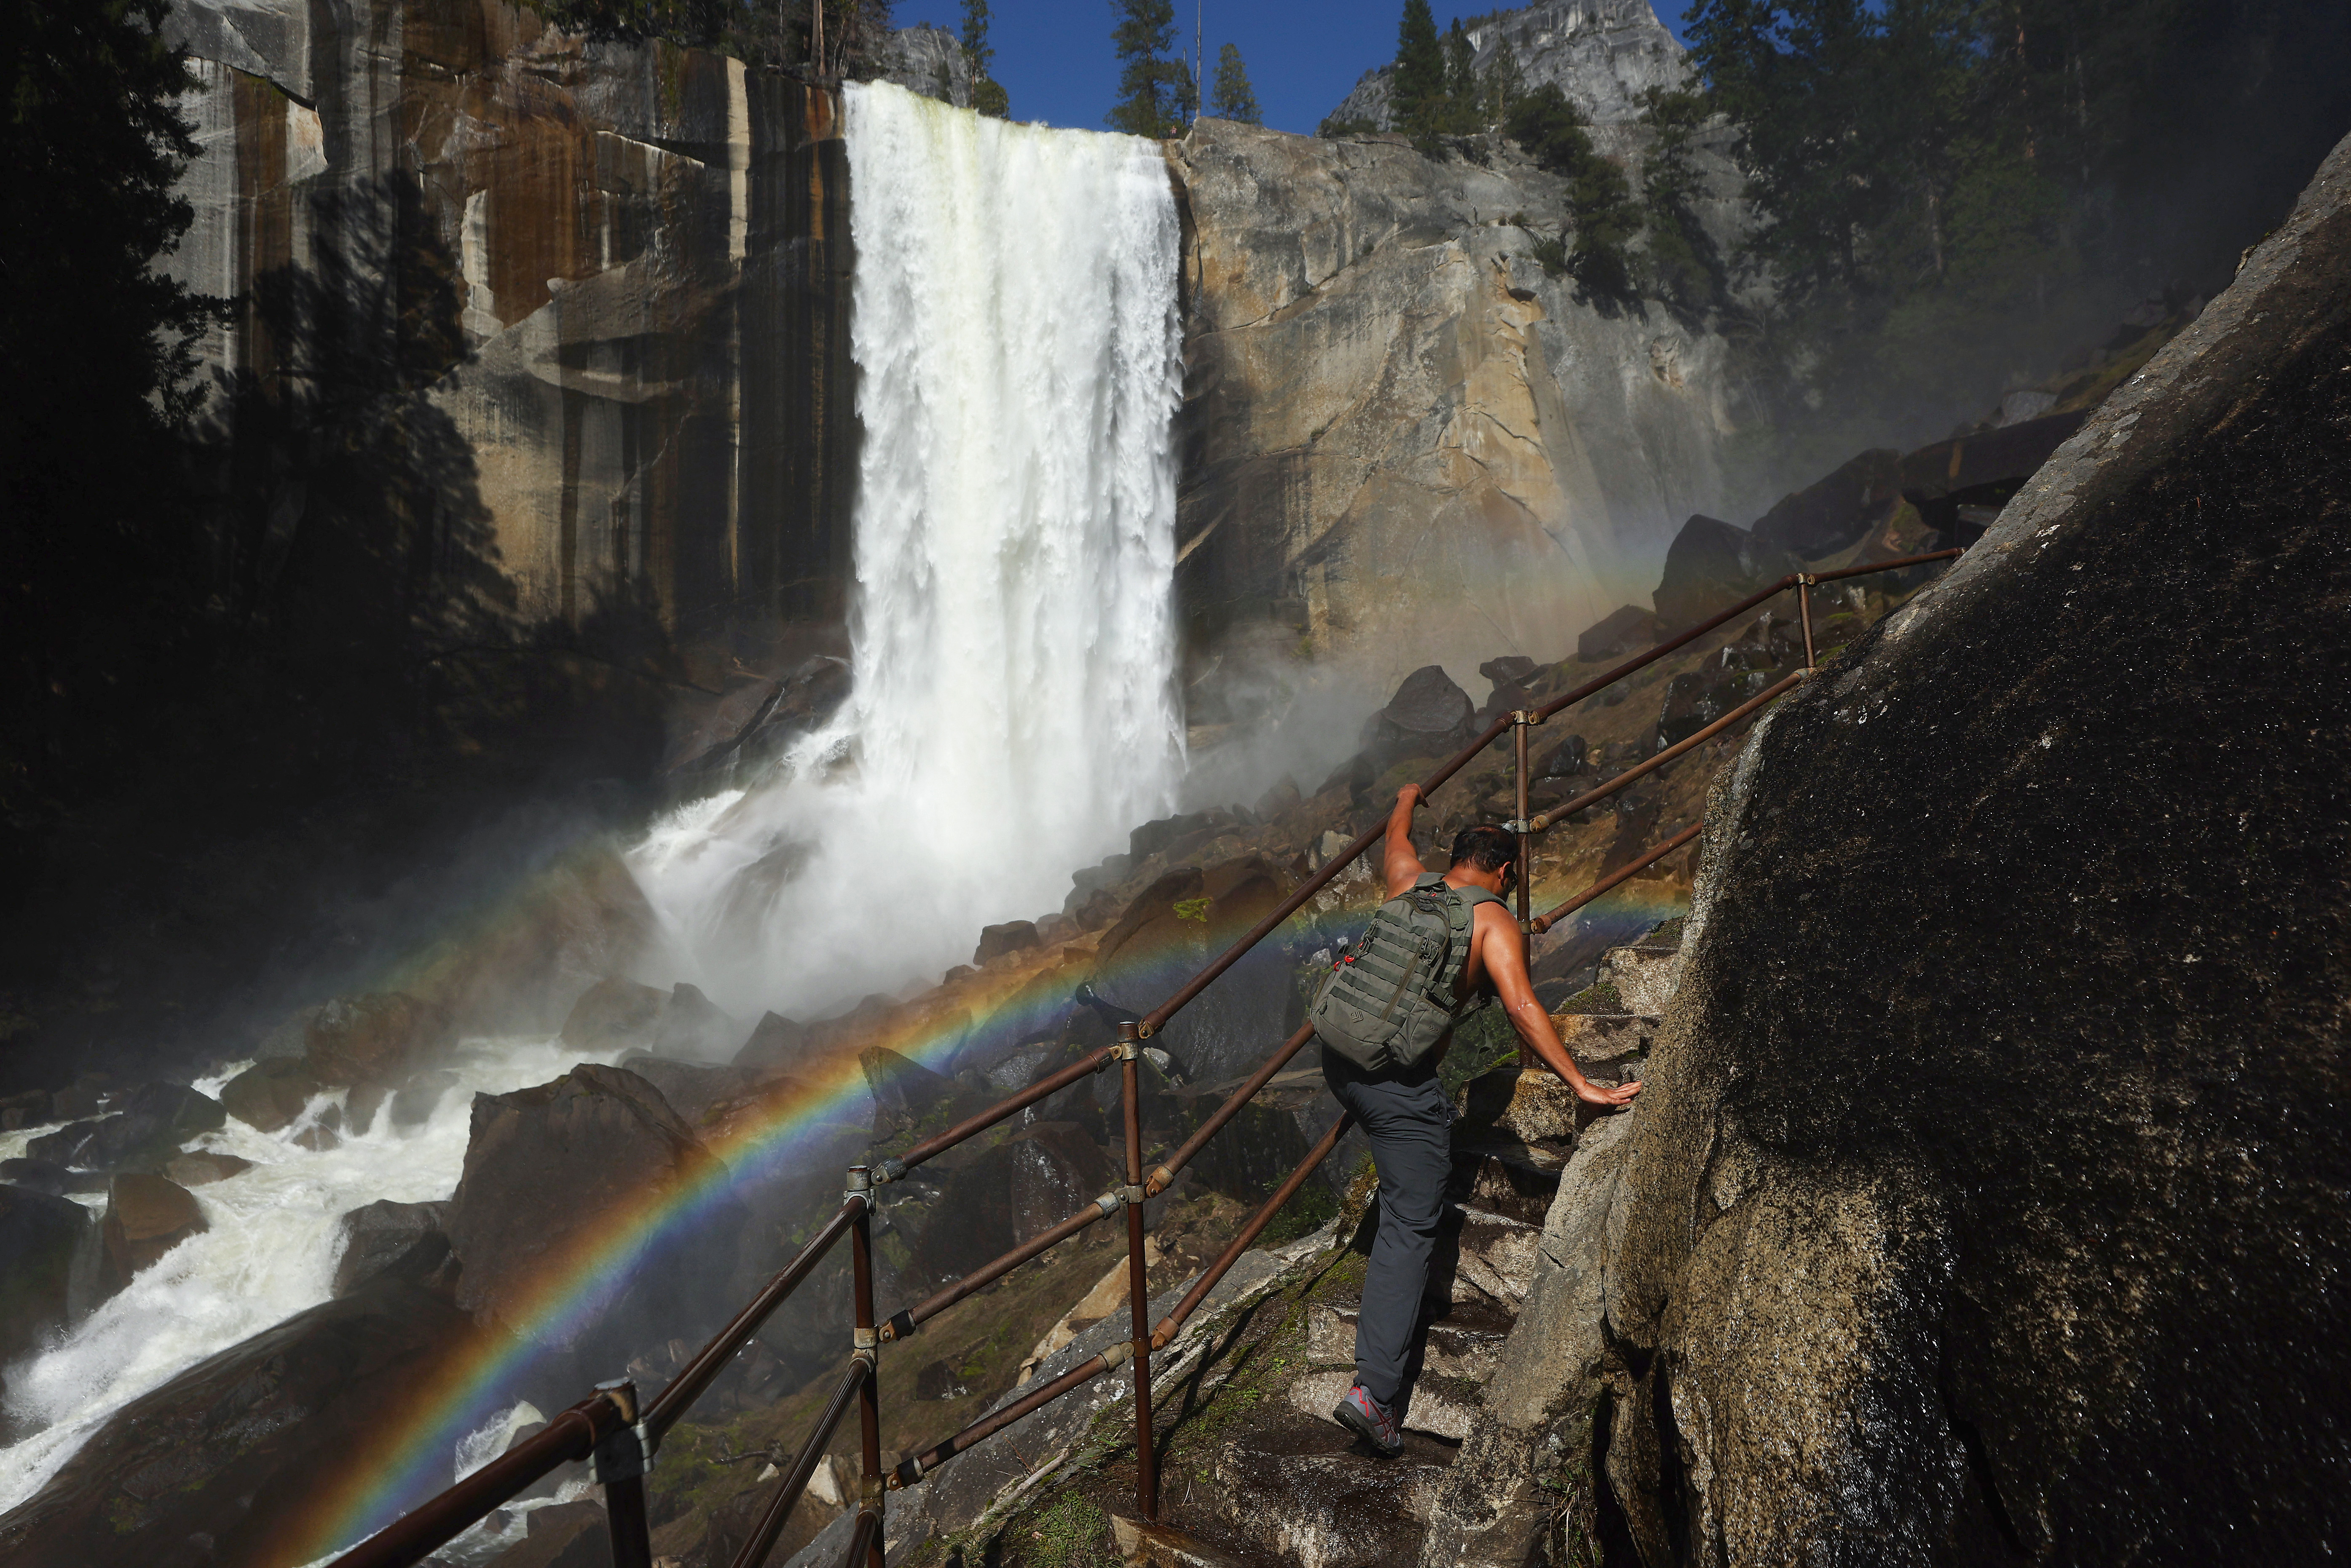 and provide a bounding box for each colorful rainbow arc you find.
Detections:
[278,866,1685,1565]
